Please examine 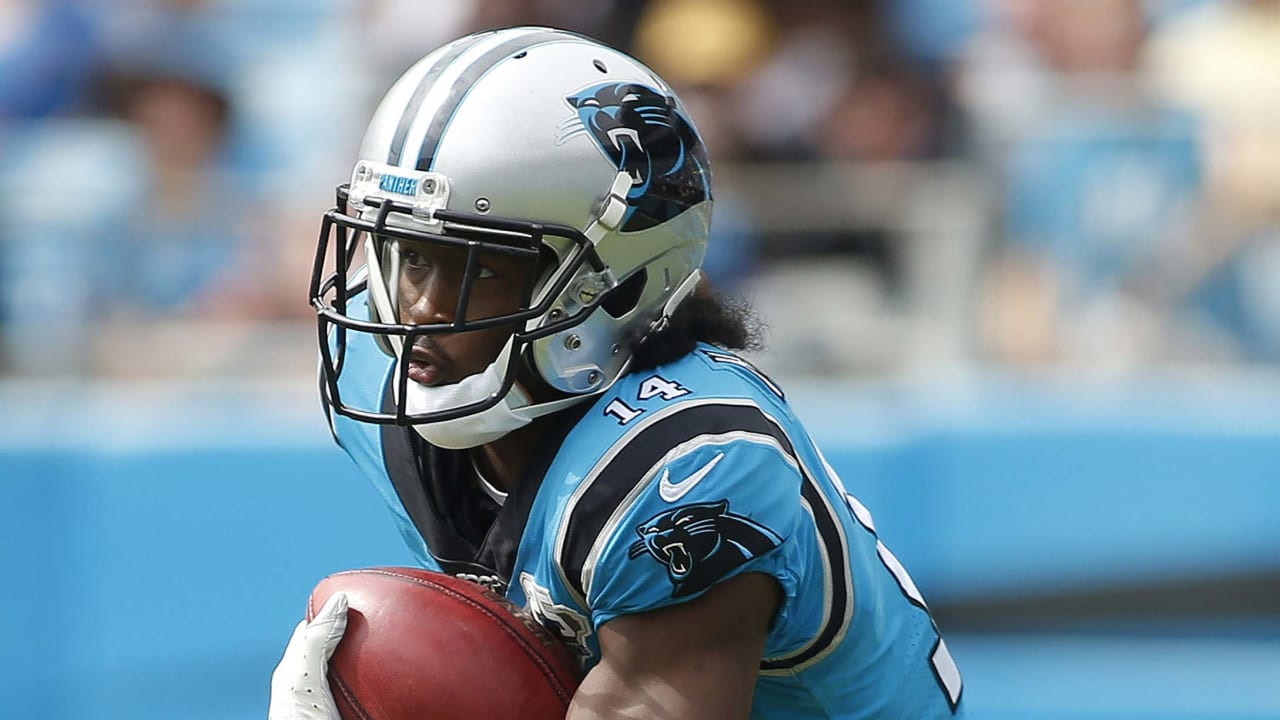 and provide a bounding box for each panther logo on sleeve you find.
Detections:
[628,500,782,597]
